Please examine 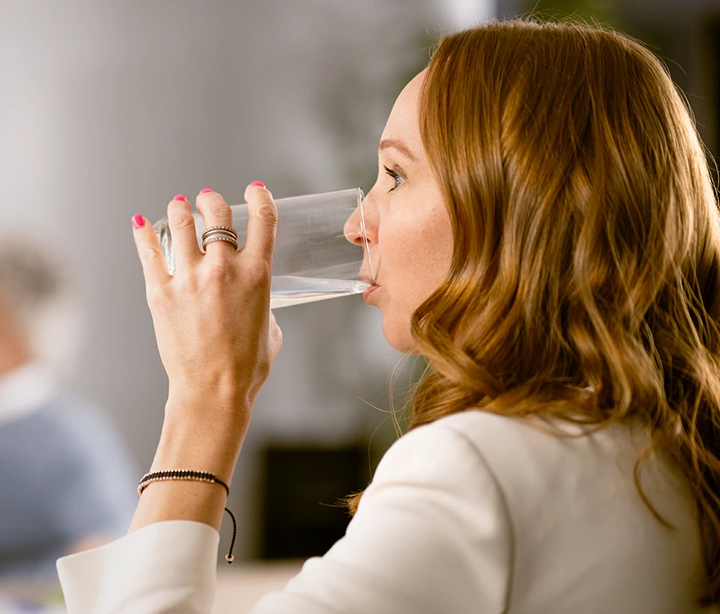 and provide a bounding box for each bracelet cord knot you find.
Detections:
[138,469,237,563]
